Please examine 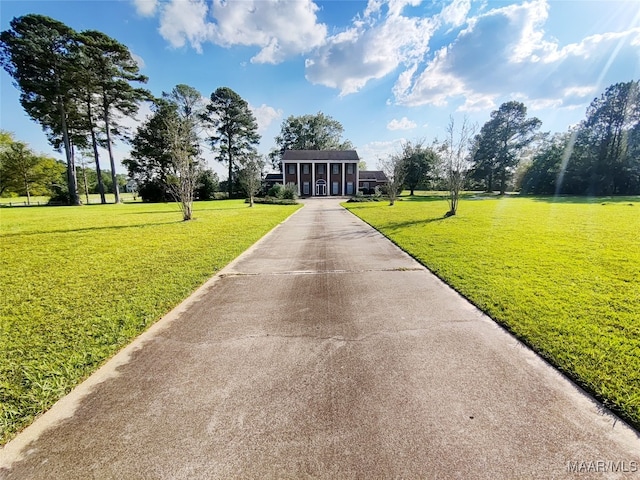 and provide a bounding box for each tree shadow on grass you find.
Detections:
[1,220,184,238]
[384,215,449,231]
[523,194,640,205]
